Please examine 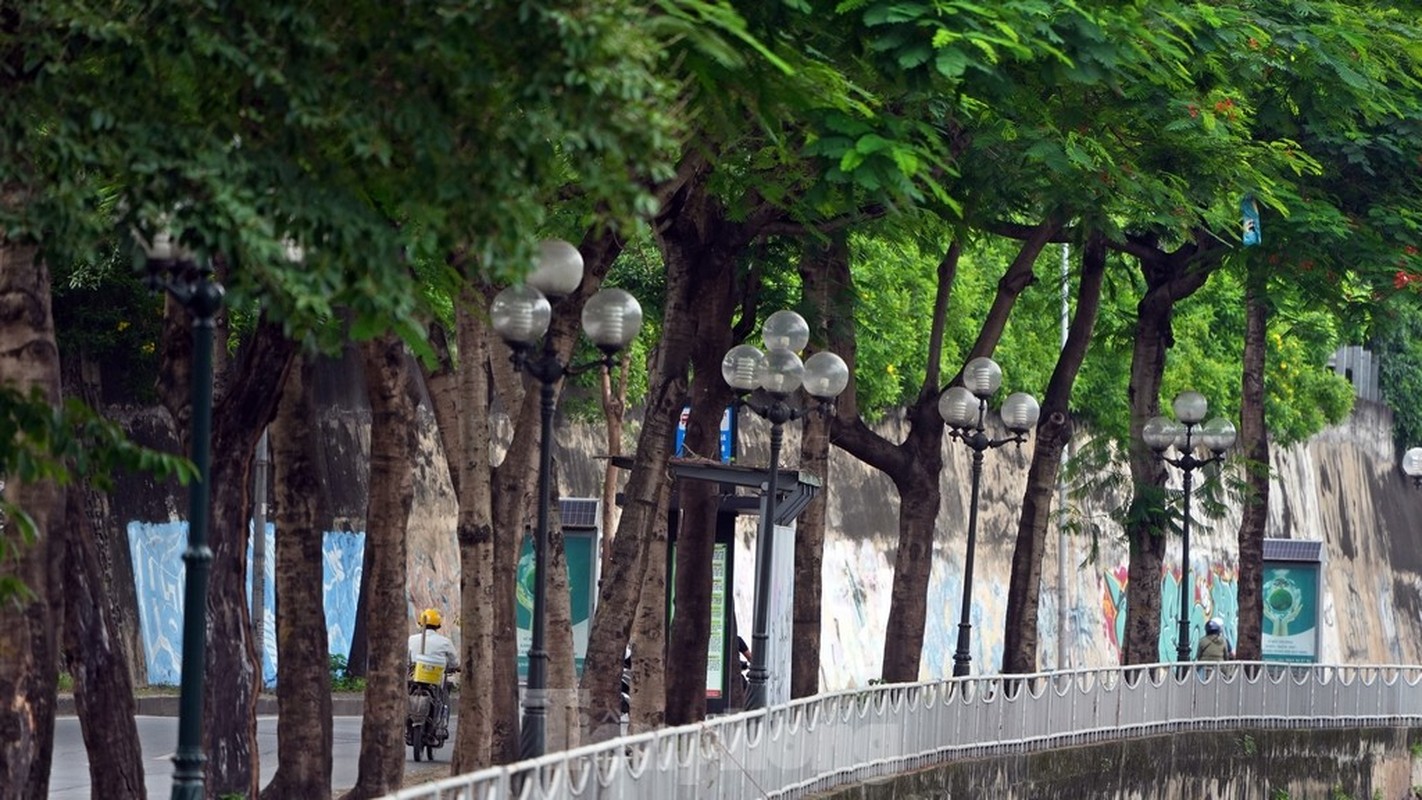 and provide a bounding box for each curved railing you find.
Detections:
[384,663,1422,800]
